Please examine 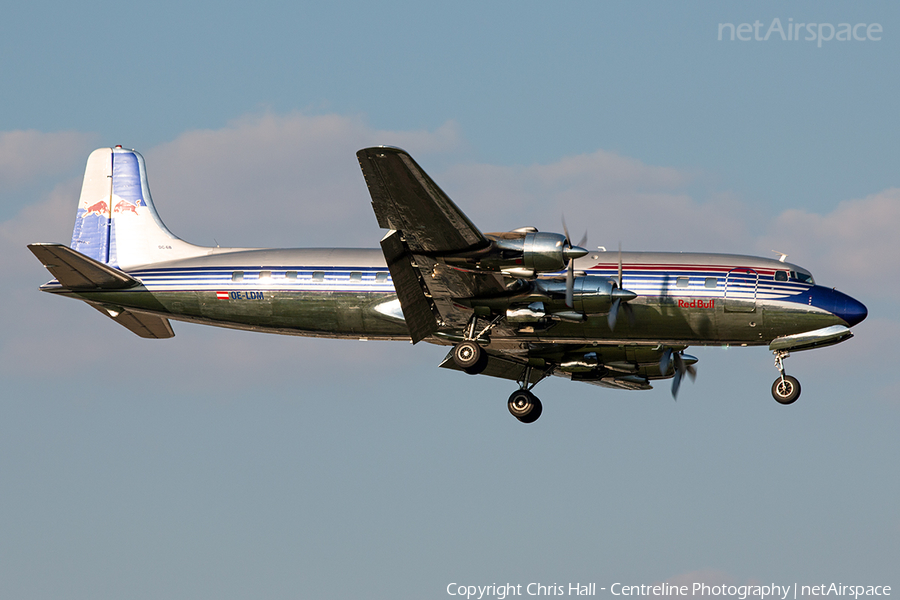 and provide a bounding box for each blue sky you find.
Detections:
[1,2,898,599]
